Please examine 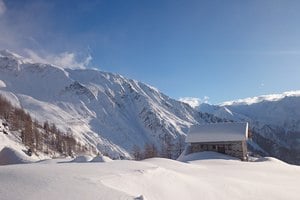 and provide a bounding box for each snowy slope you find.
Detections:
[0,118,47,164]
[221,91,300,130]
[0,152,299,200]
[197,92,300,164]
[0,50,222,158]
